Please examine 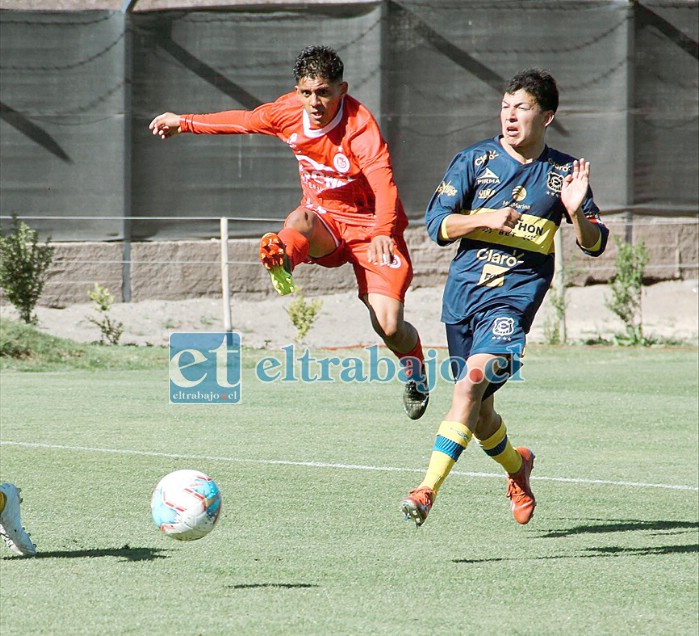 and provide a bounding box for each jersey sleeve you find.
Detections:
[179,101,280,136]
[425,151,475,246]
[364,166,401,237]
[349,116,400,237]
